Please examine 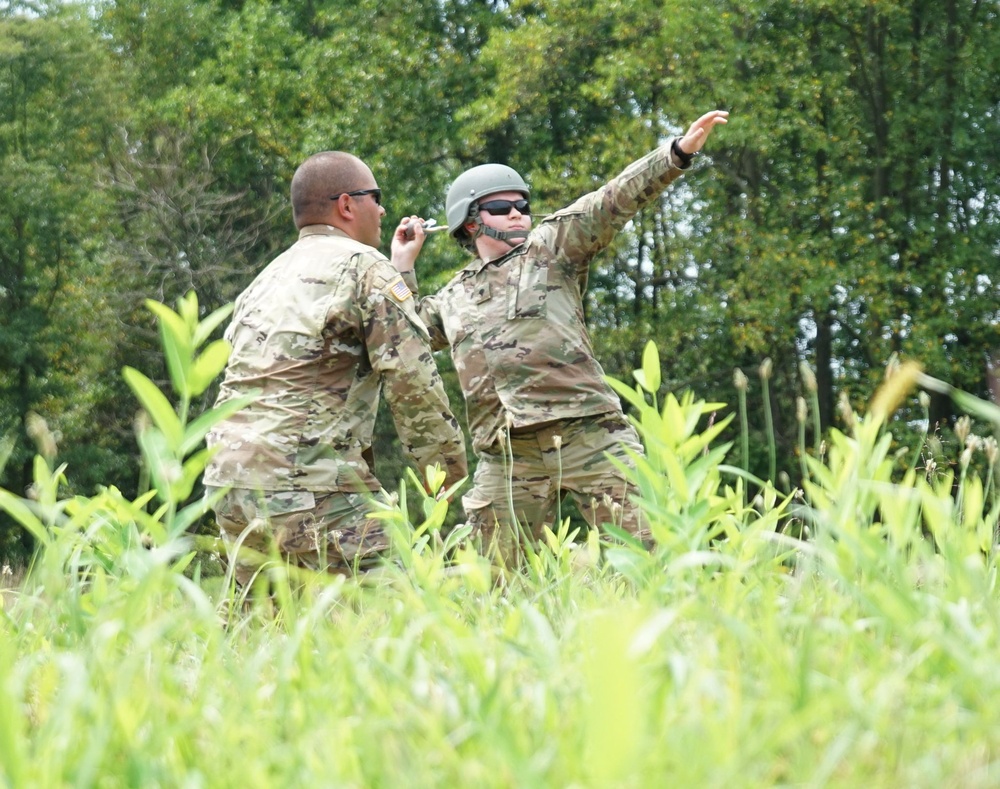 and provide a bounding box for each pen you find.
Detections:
[402,219,450,238]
